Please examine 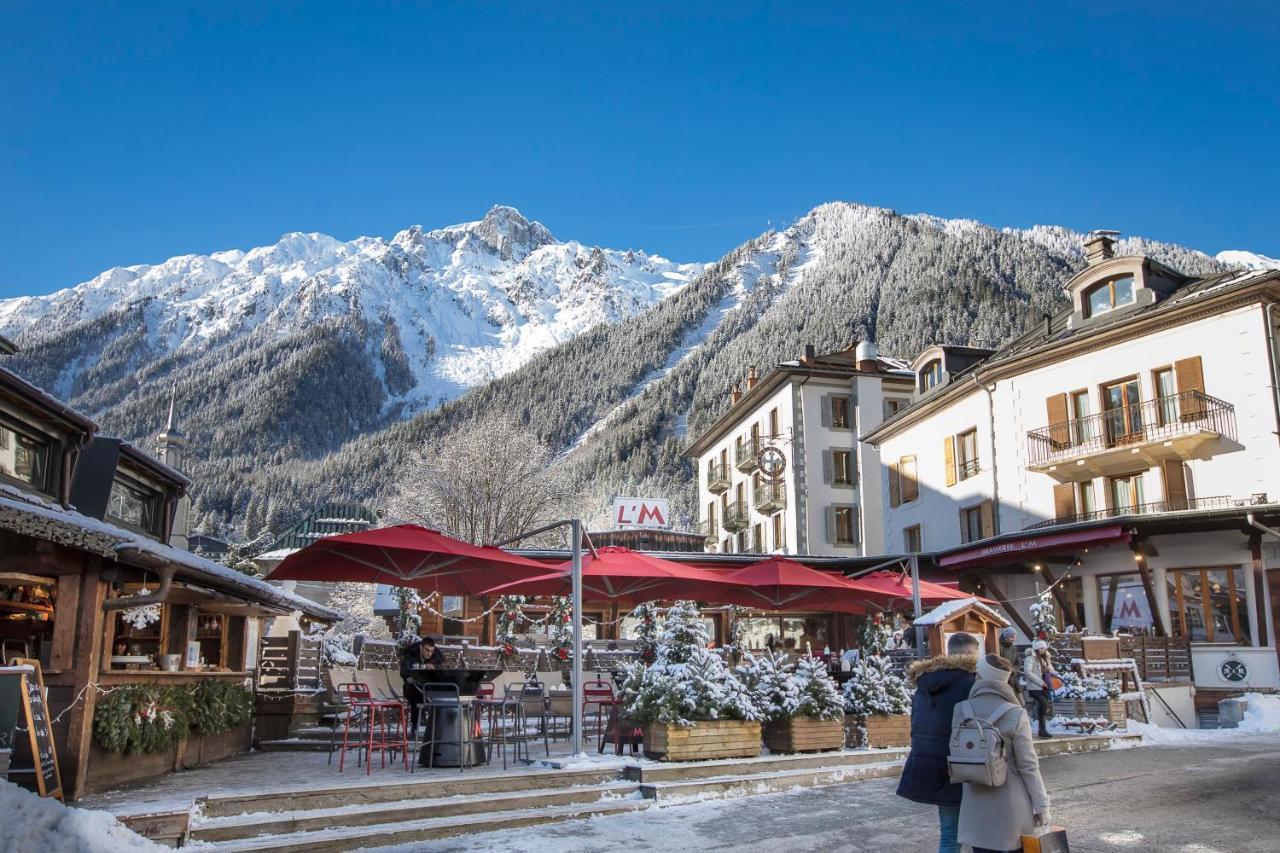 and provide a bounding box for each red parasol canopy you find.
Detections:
[853,570,993,606]
[265,524,554,596]
[480,546,736,605]
[712,557,872,614]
